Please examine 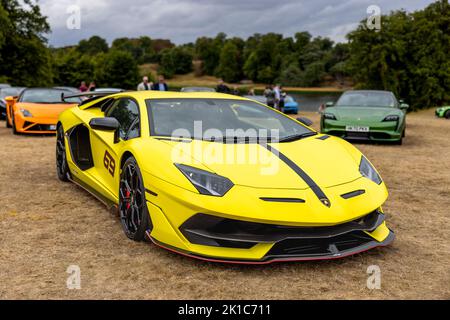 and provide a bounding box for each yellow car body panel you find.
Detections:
[58,91,395,263]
